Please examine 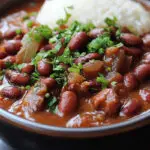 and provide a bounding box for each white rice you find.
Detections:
[37,0,150,35]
